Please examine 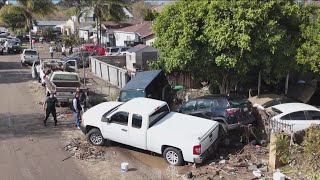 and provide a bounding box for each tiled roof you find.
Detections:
[115,21,153,38]
[128,44,157,53]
